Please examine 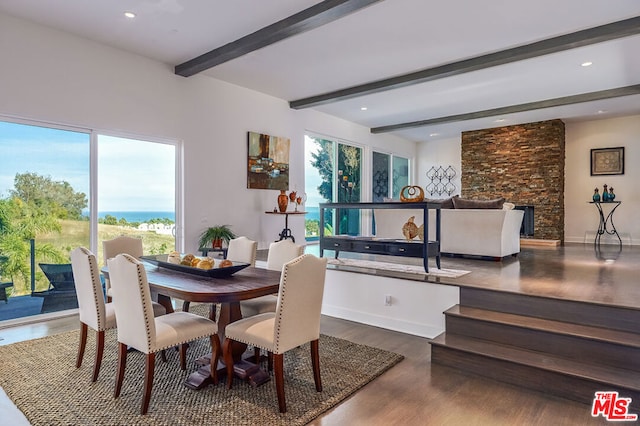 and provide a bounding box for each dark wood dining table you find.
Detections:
[102,262,281,389]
